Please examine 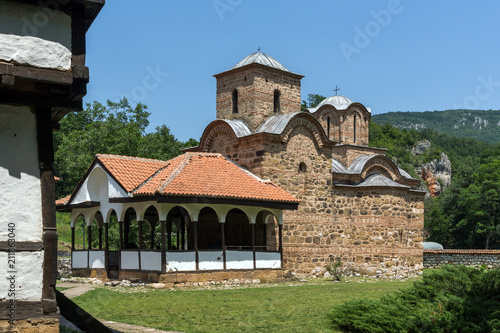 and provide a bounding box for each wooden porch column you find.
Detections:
[279,224,283,269]
[71,227,75,251]
[252,223,256,269]
[221,222,226,270]
[87,225,92,250]
[124,216,130,246]
[176,229,180,249]
[98,227,103,249]
[104,223,109,273]
[160,220,166,273]
[181,218,186,250]
[138,220,143,249]
[167,219,172,250]
[193,220,199,270]
[150,222,155,249]
[118,221,123,249]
